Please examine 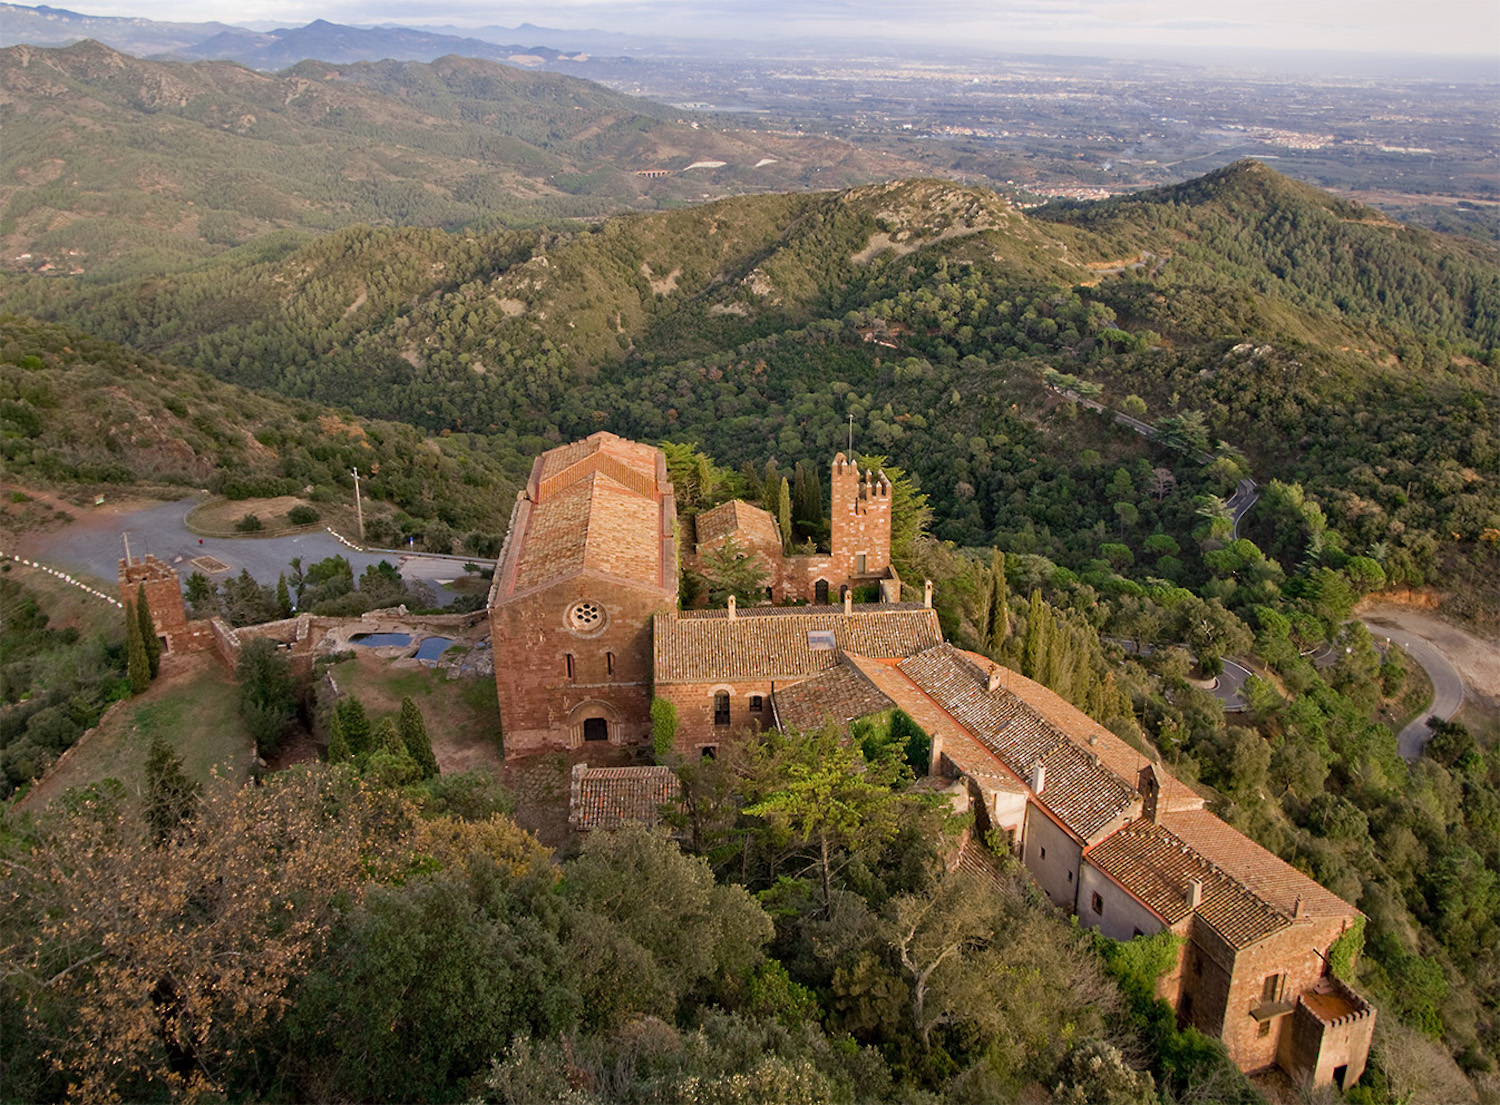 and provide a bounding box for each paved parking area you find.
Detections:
[43,495,478,607]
